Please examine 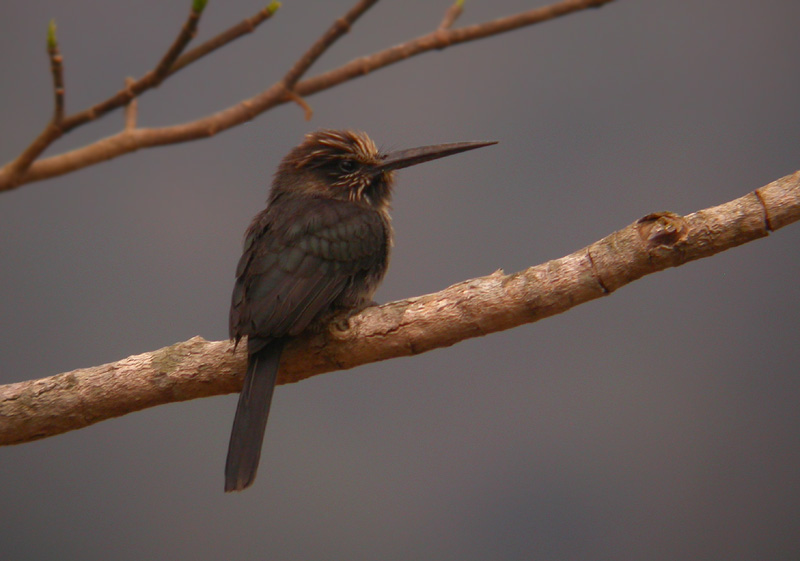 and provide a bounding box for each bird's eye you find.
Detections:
[338,159,357,173]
